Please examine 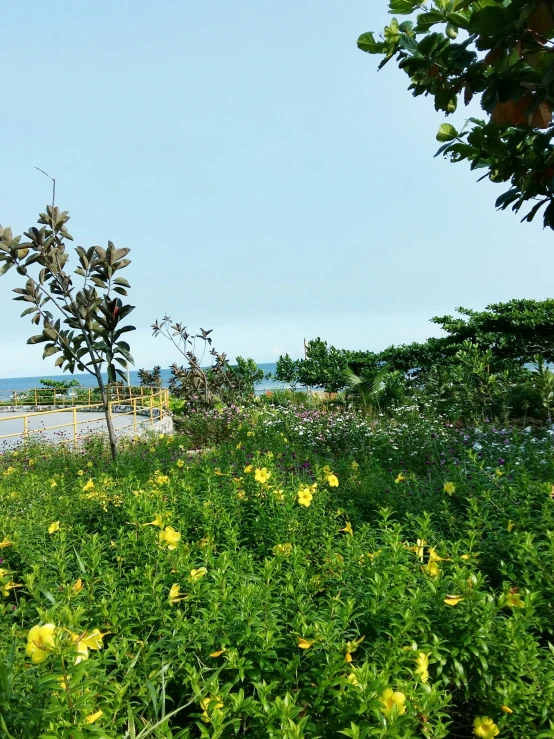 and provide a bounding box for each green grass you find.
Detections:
[1,409,554,738]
